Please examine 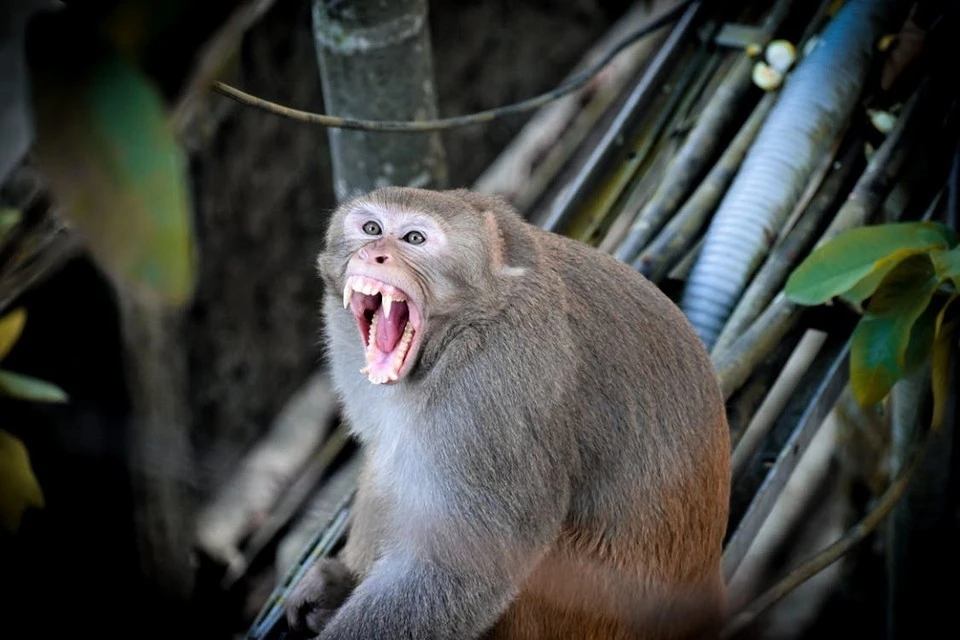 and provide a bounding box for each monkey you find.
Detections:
[286,187,731,639]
